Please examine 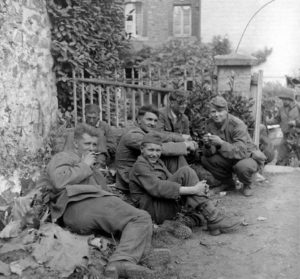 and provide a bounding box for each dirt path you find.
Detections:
[171,169,300,279]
